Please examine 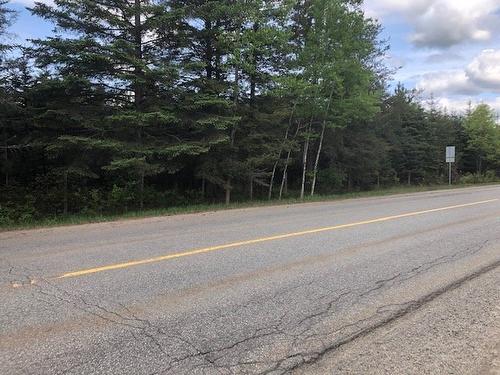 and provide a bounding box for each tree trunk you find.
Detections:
[279,122,301,200]
[249,175,254,201]
[133,2,145,212]
[201,177,206,198]
[223,22,241,207]
[205,19,213,79]
[233,23,241,107]
[268,160,279,200]
[311,121,326,197]
[3,125,8,187]
[250,22,259,105]
[267,126,290,200]
[300,118,313,200]
[284,172,288,195]
[63,170,68,215]
[279,161,289,201]
[133,0,143,109]
[310,89,334,197]
[310,124,325,197]
[269,107,294,200]
[215,21,222,81]
[225,178,231,205]
[139,169,145,211]
[407,171,411,186]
